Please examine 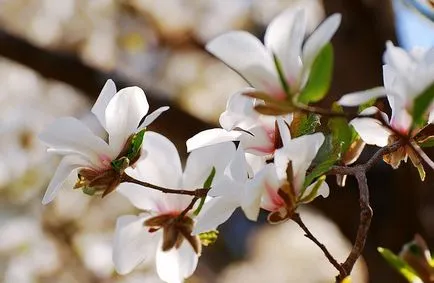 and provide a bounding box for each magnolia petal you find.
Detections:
[338,87,386,106]
[275,133,325,191]
[239,123,275,156]
[182,142,236,188]
[91,79,117,129]
[350,117,391,147]
[192,197,239,235]
[206,31,280,93]
[156,239,198,283]
[429,110,434,124]
[138,106,170,130]
[299,178,330,204]
[276,116,292,148]
[105,86,149,154]
[42,155,88,205]
[113,214,157,275]
[383,41,414,75]
[242,164,280,221]
[39,117,112,165]
[302,13,341,71]
[265,8,306,83]
[219,89,257,131]
[226,147,249,183]
[186,128,241,152]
